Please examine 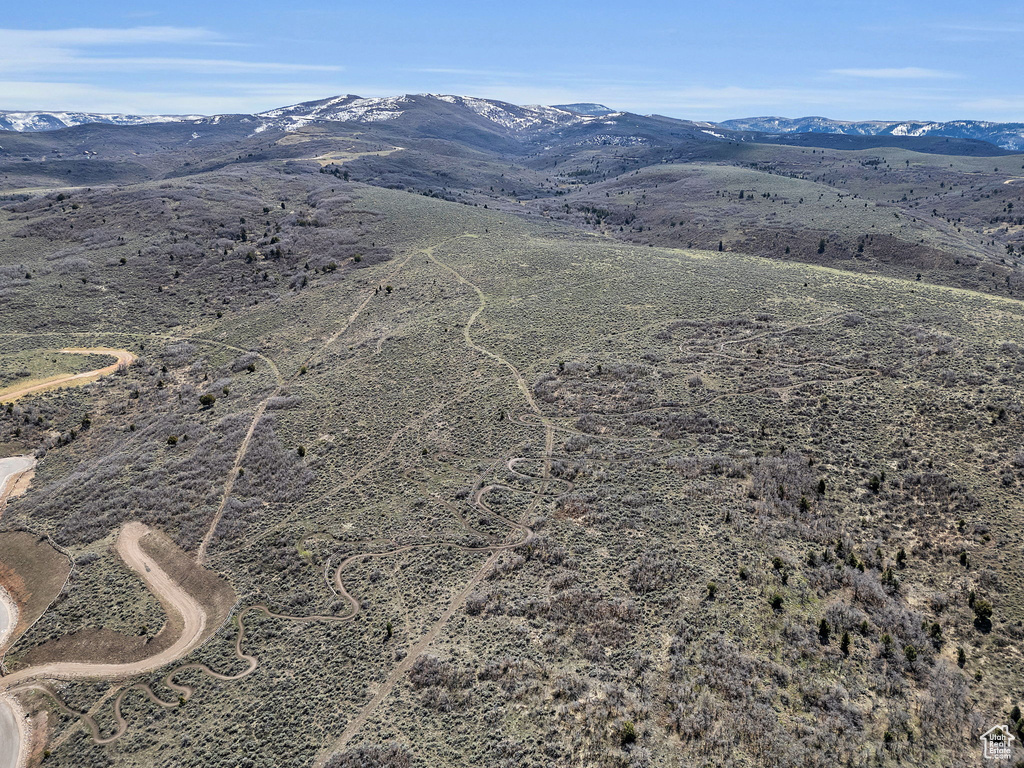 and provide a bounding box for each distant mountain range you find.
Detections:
[0,110,208,133]
[1,94,1021,151]
[552,103,618,117]
[0,95,625,136]
[719,116,1024,151]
